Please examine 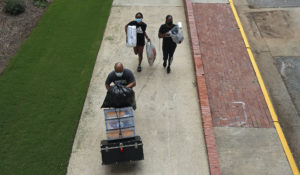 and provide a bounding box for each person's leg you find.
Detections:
[137,45,144,72]
[133,47,138,55]
[167,45,177,73]
[162,45,169,68]
[137,46,144,66]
